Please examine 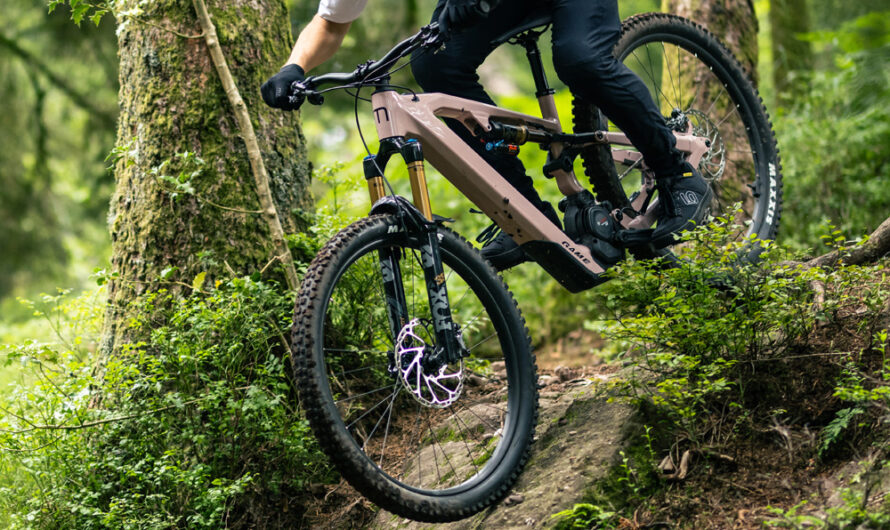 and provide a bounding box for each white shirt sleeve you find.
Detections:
[317,0,369,23]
